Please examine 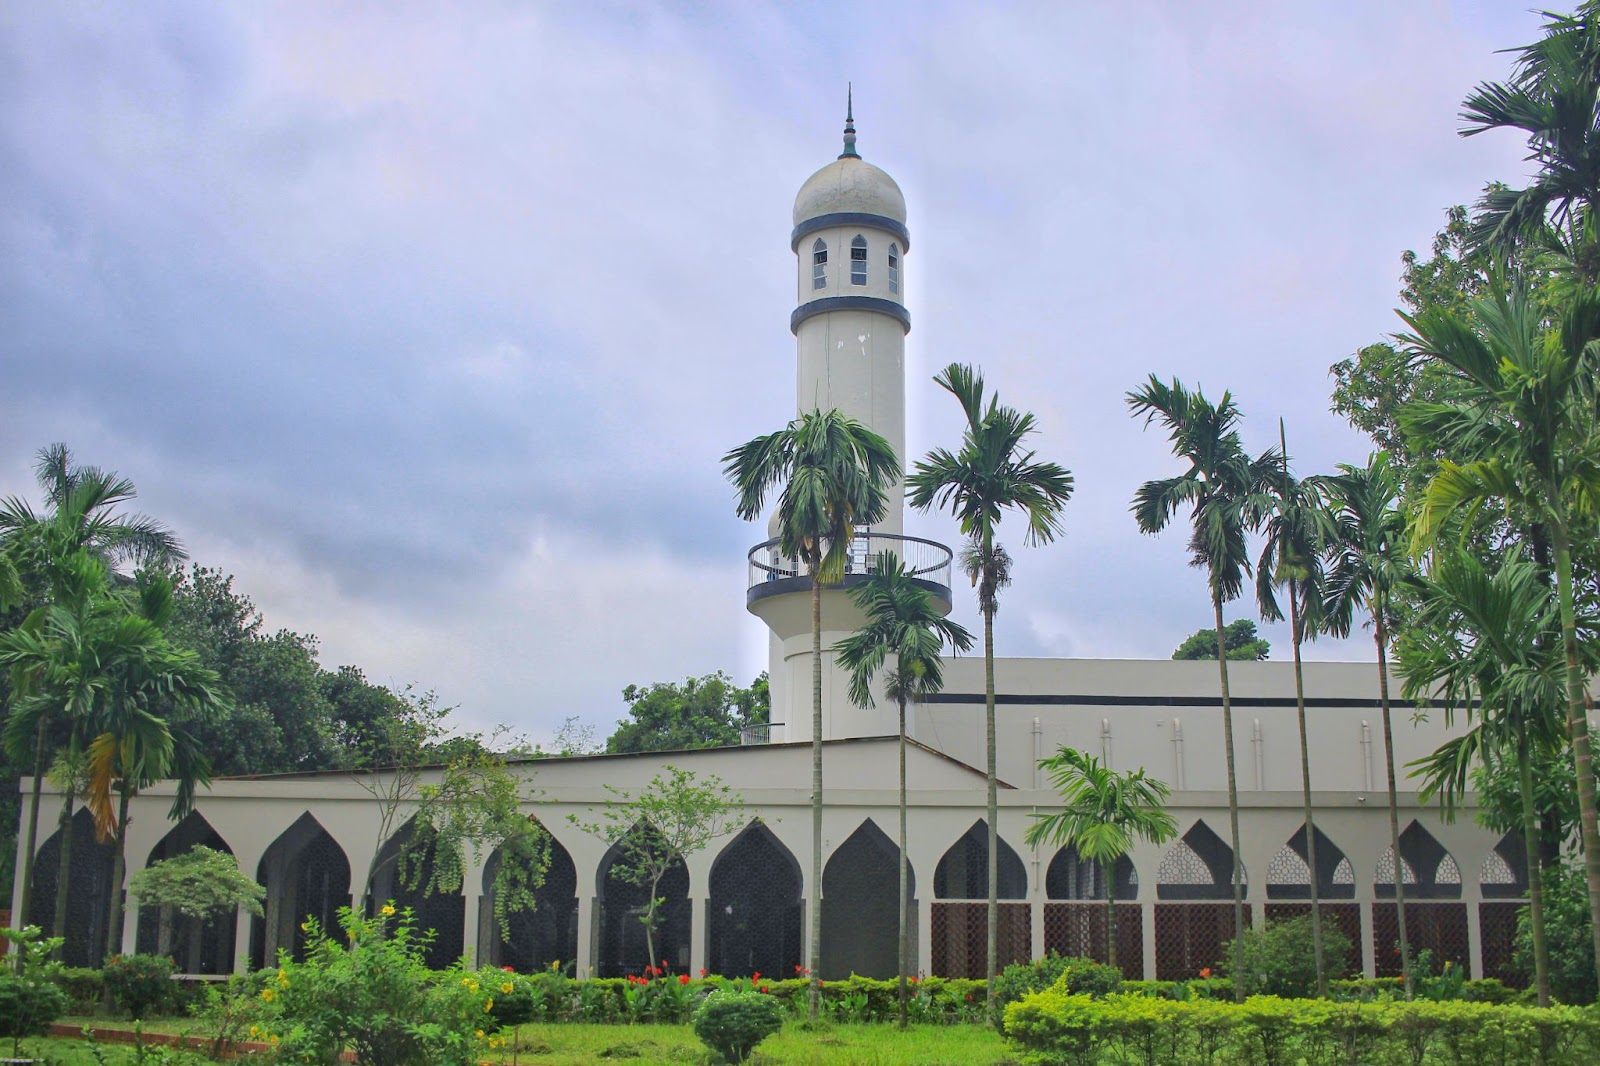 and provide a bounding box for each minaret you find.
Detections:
[744,99,951,743]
